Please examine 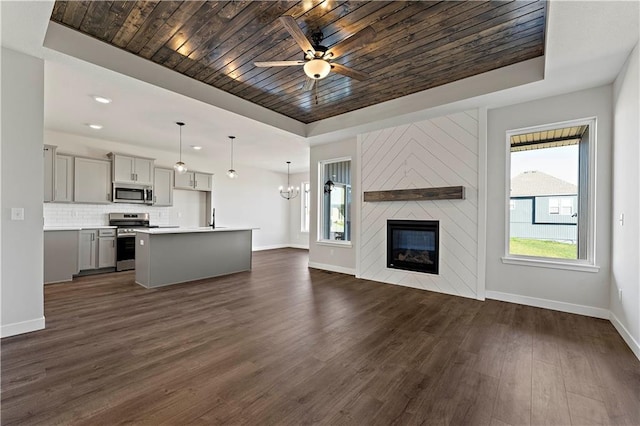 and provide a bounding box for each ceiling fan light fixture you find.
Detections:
[304,59,331,80]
